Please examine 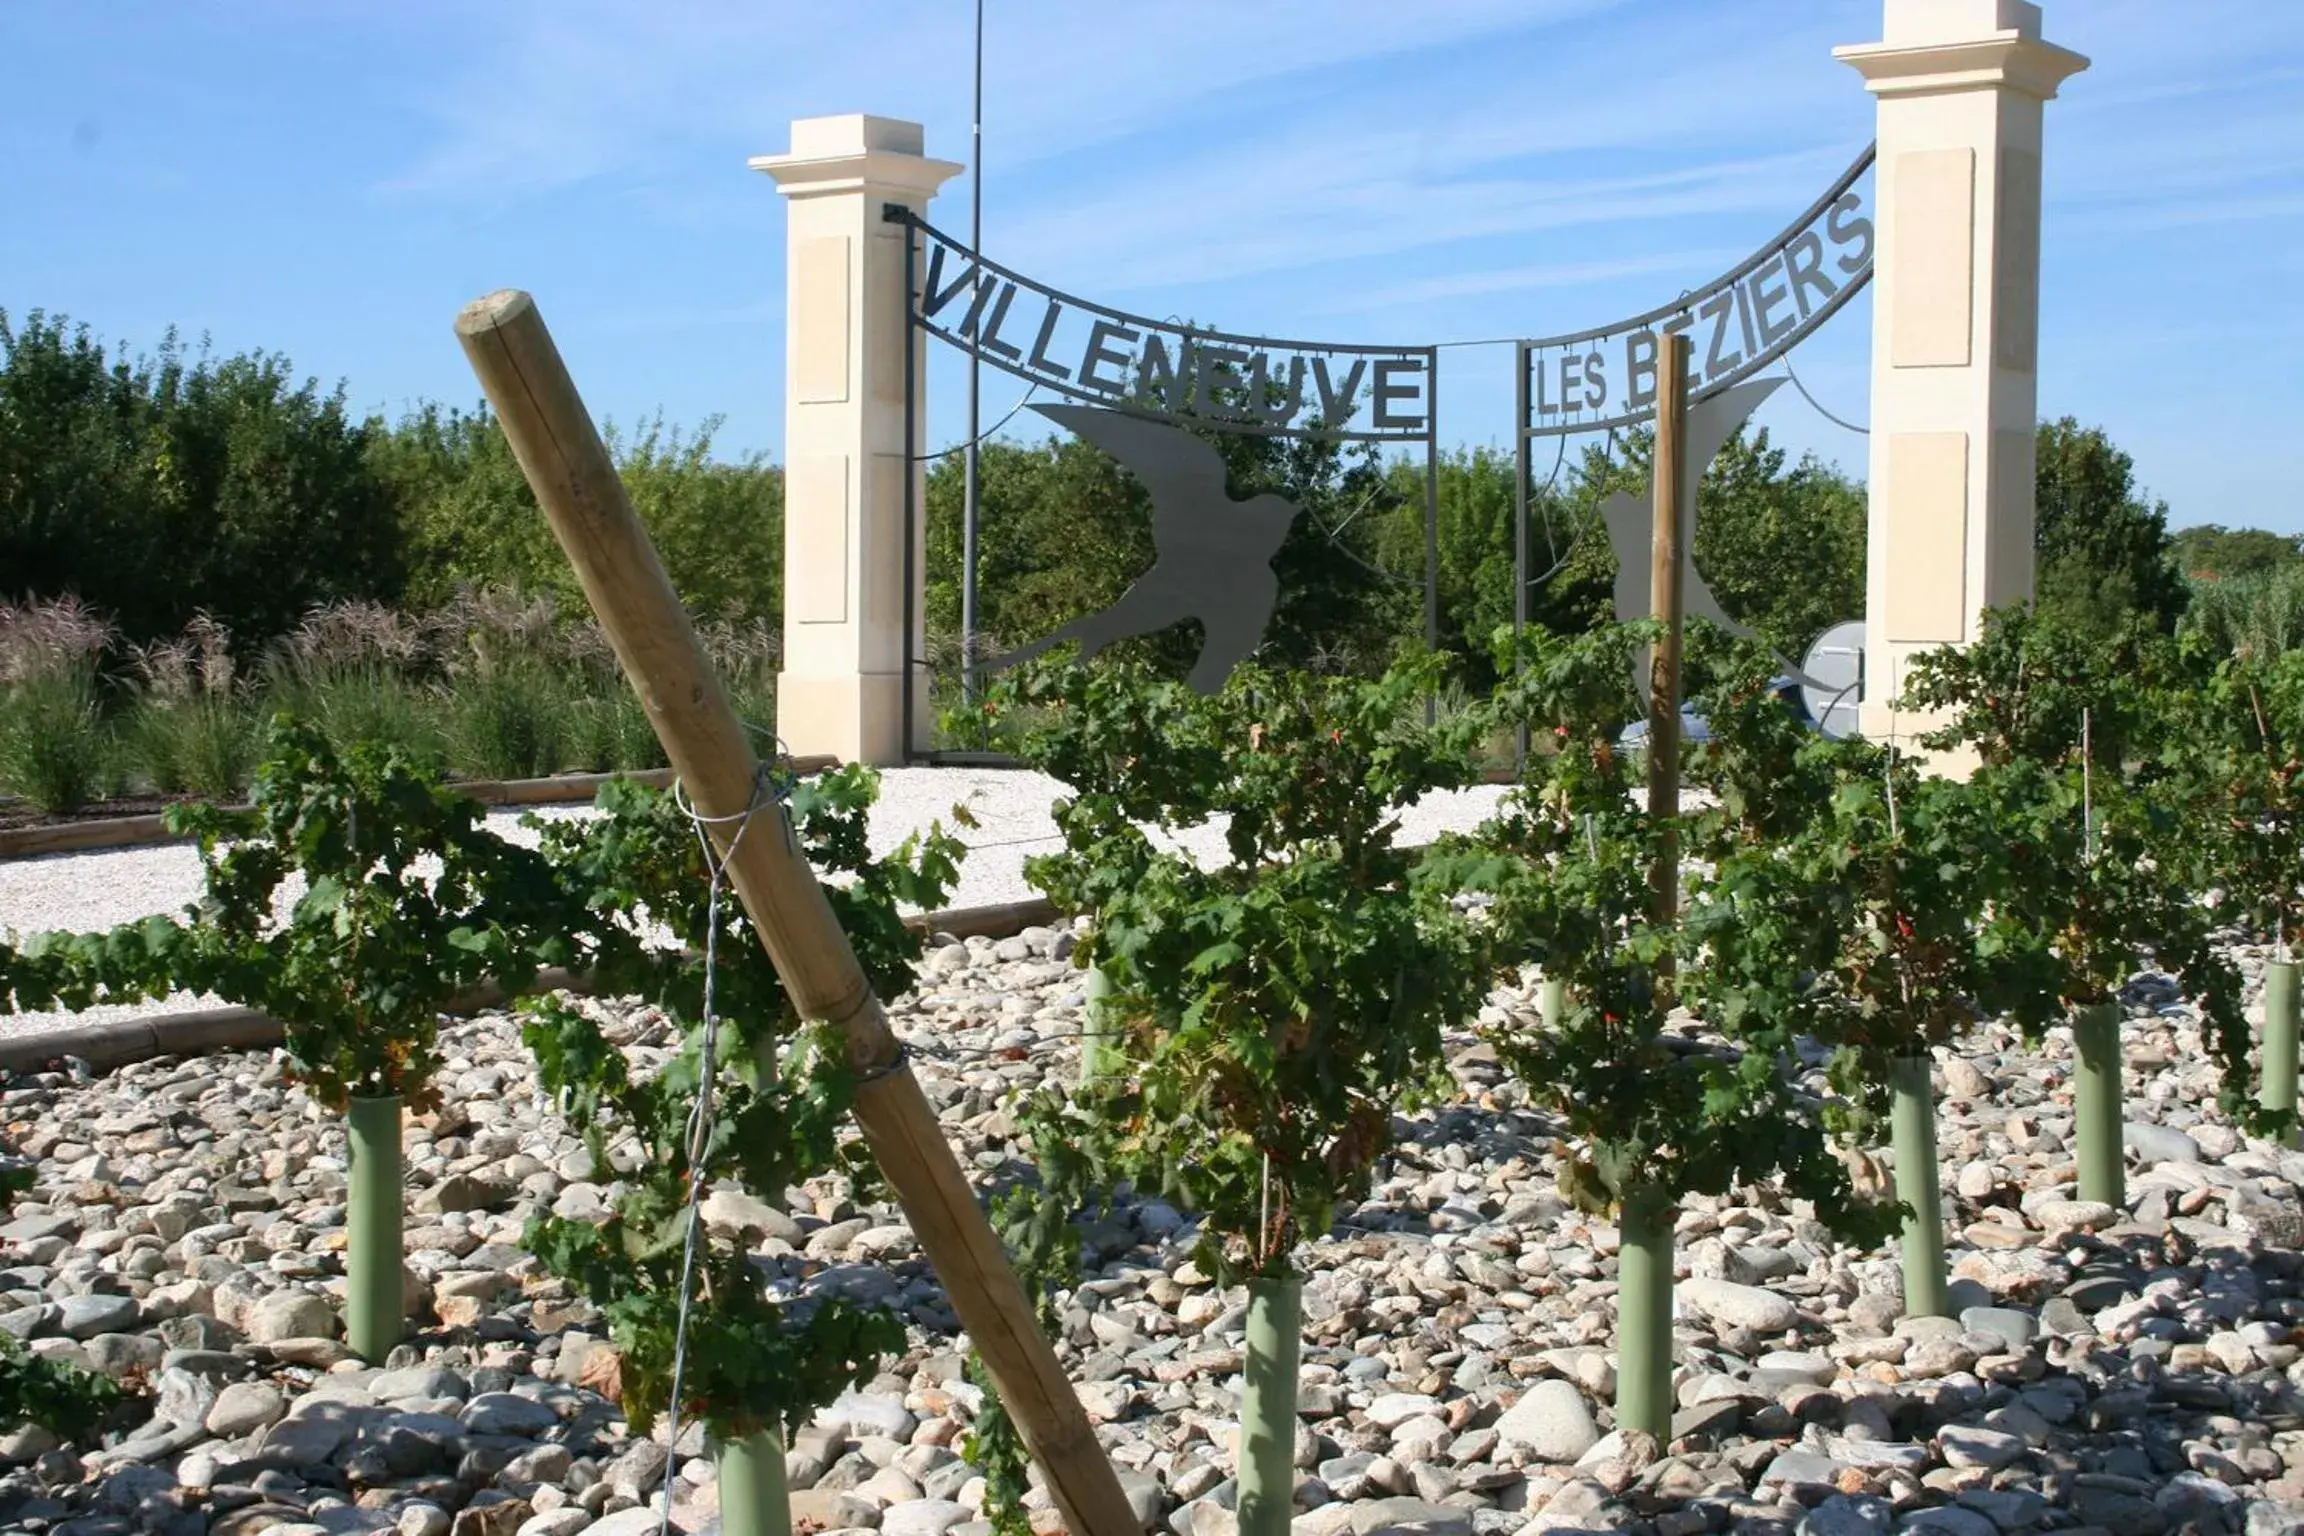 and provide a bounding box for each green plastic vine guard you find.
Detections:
[1537,977,1566,1030]
[346,1095,405,1363]
[2072,1003,2125,1209]
[2264,961,2300,1149]
[717,1429,792,1536]
[1082,965,1114,1087]
[1239,1277,1302,1536]
[1888,1053,1949,1318]
[1614,1186,1674,1439]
